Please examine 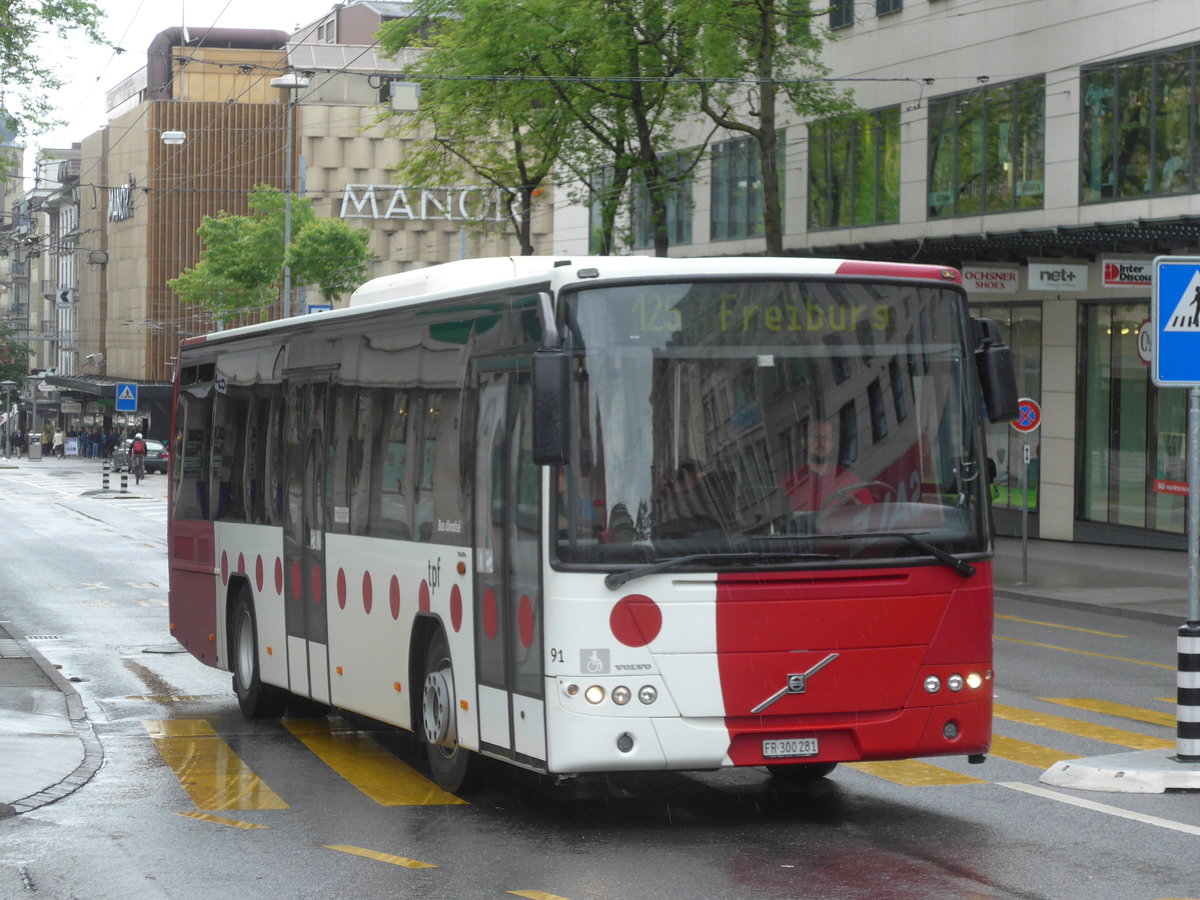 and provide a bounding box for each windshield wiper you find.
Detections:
[604,551,838,591]
[789,531,976,578]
